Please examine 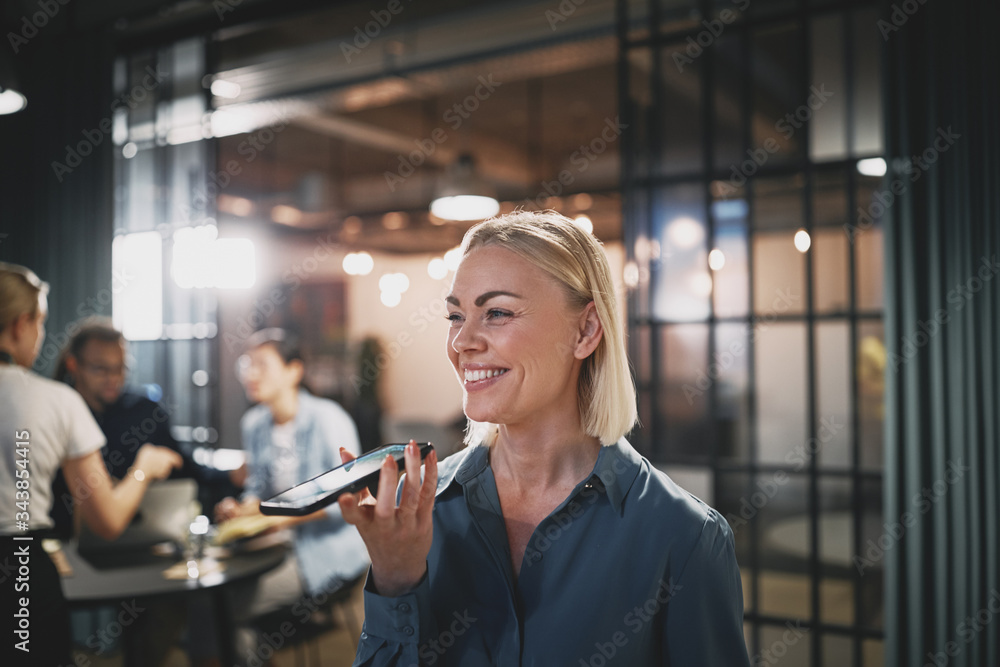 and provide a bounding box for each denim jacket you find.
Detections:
[241,390,370,595]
